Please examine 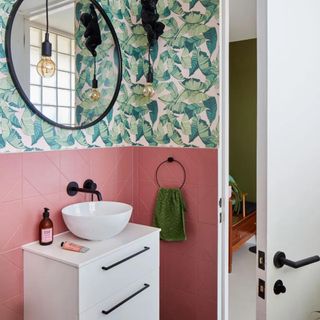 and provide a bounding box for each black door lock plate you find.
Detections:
[258,251,265,270]
[274,280,286,295]
[258,279,265,299]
